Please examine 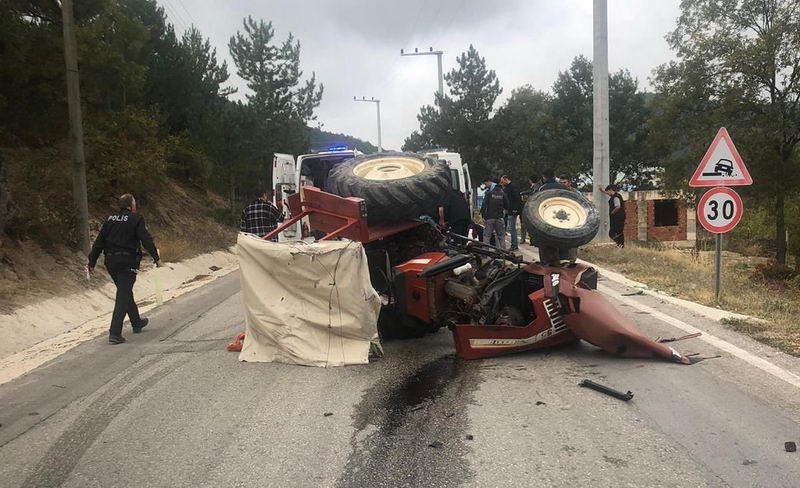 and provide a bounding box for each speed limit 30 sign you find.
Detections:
[697,187,743,234]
